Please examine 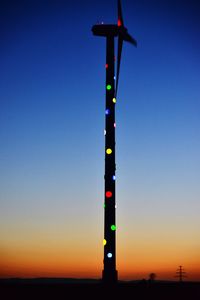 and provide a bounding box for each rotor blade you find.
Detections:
[123,32,137,47]
[115,37,123,98]
[118,0,124,27]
